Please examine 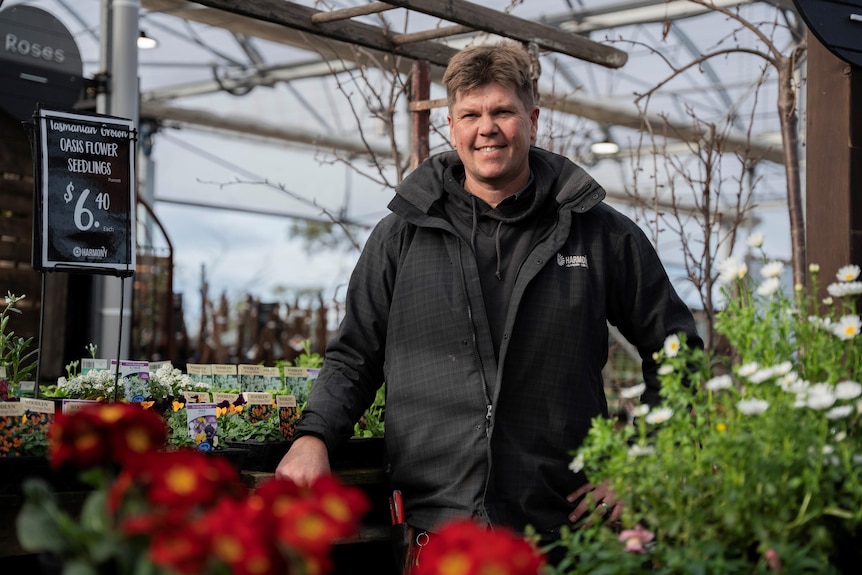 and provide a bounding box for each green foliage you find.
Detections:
[0,292,39,392]
[354,384,385,438]
[546,257,862,574]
